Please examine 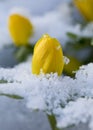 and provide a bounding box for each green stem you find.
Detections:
[47,114,59,130]
[14,44,34,62]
